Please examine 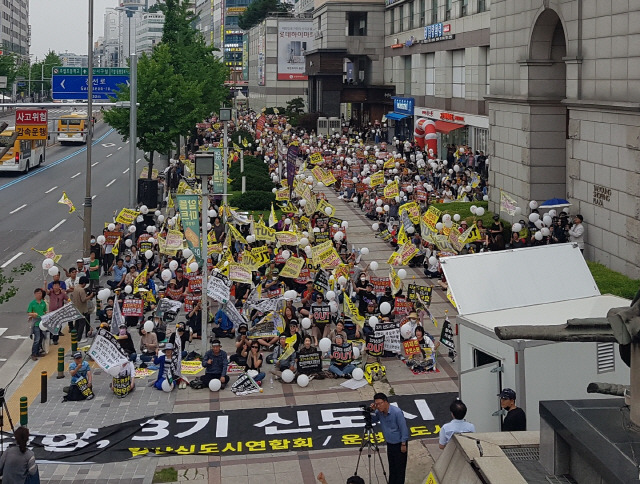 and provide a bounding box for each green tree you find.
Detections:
[31,51,61,100]
[238,0,291,31]
[104,45,201,175]
[0,263,34,305]
[286,97,305,115]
